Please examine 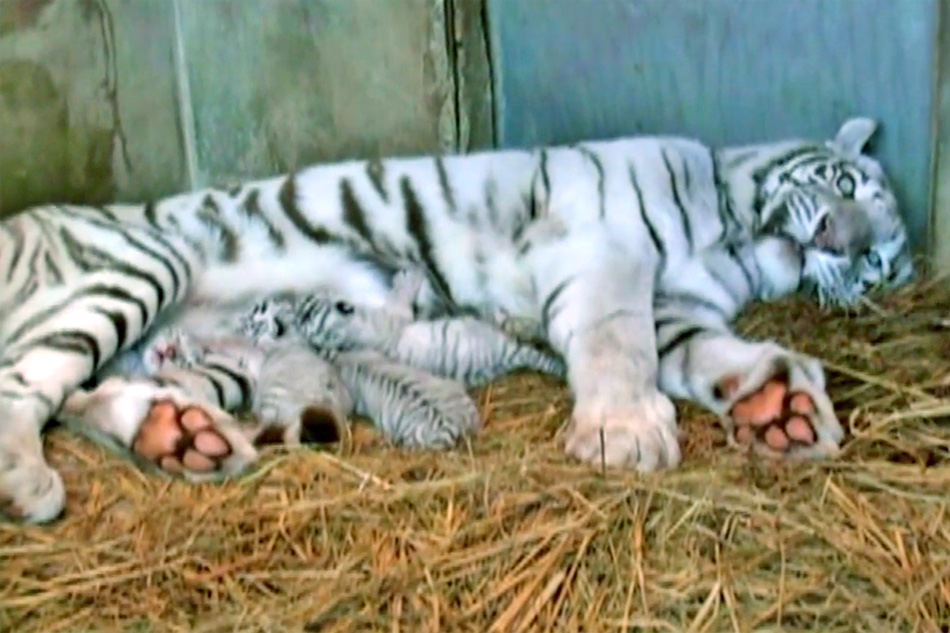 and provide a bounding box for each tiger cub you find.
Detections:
[142,325,480,451]
[239,269,567,386]
[143,328,354,448]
